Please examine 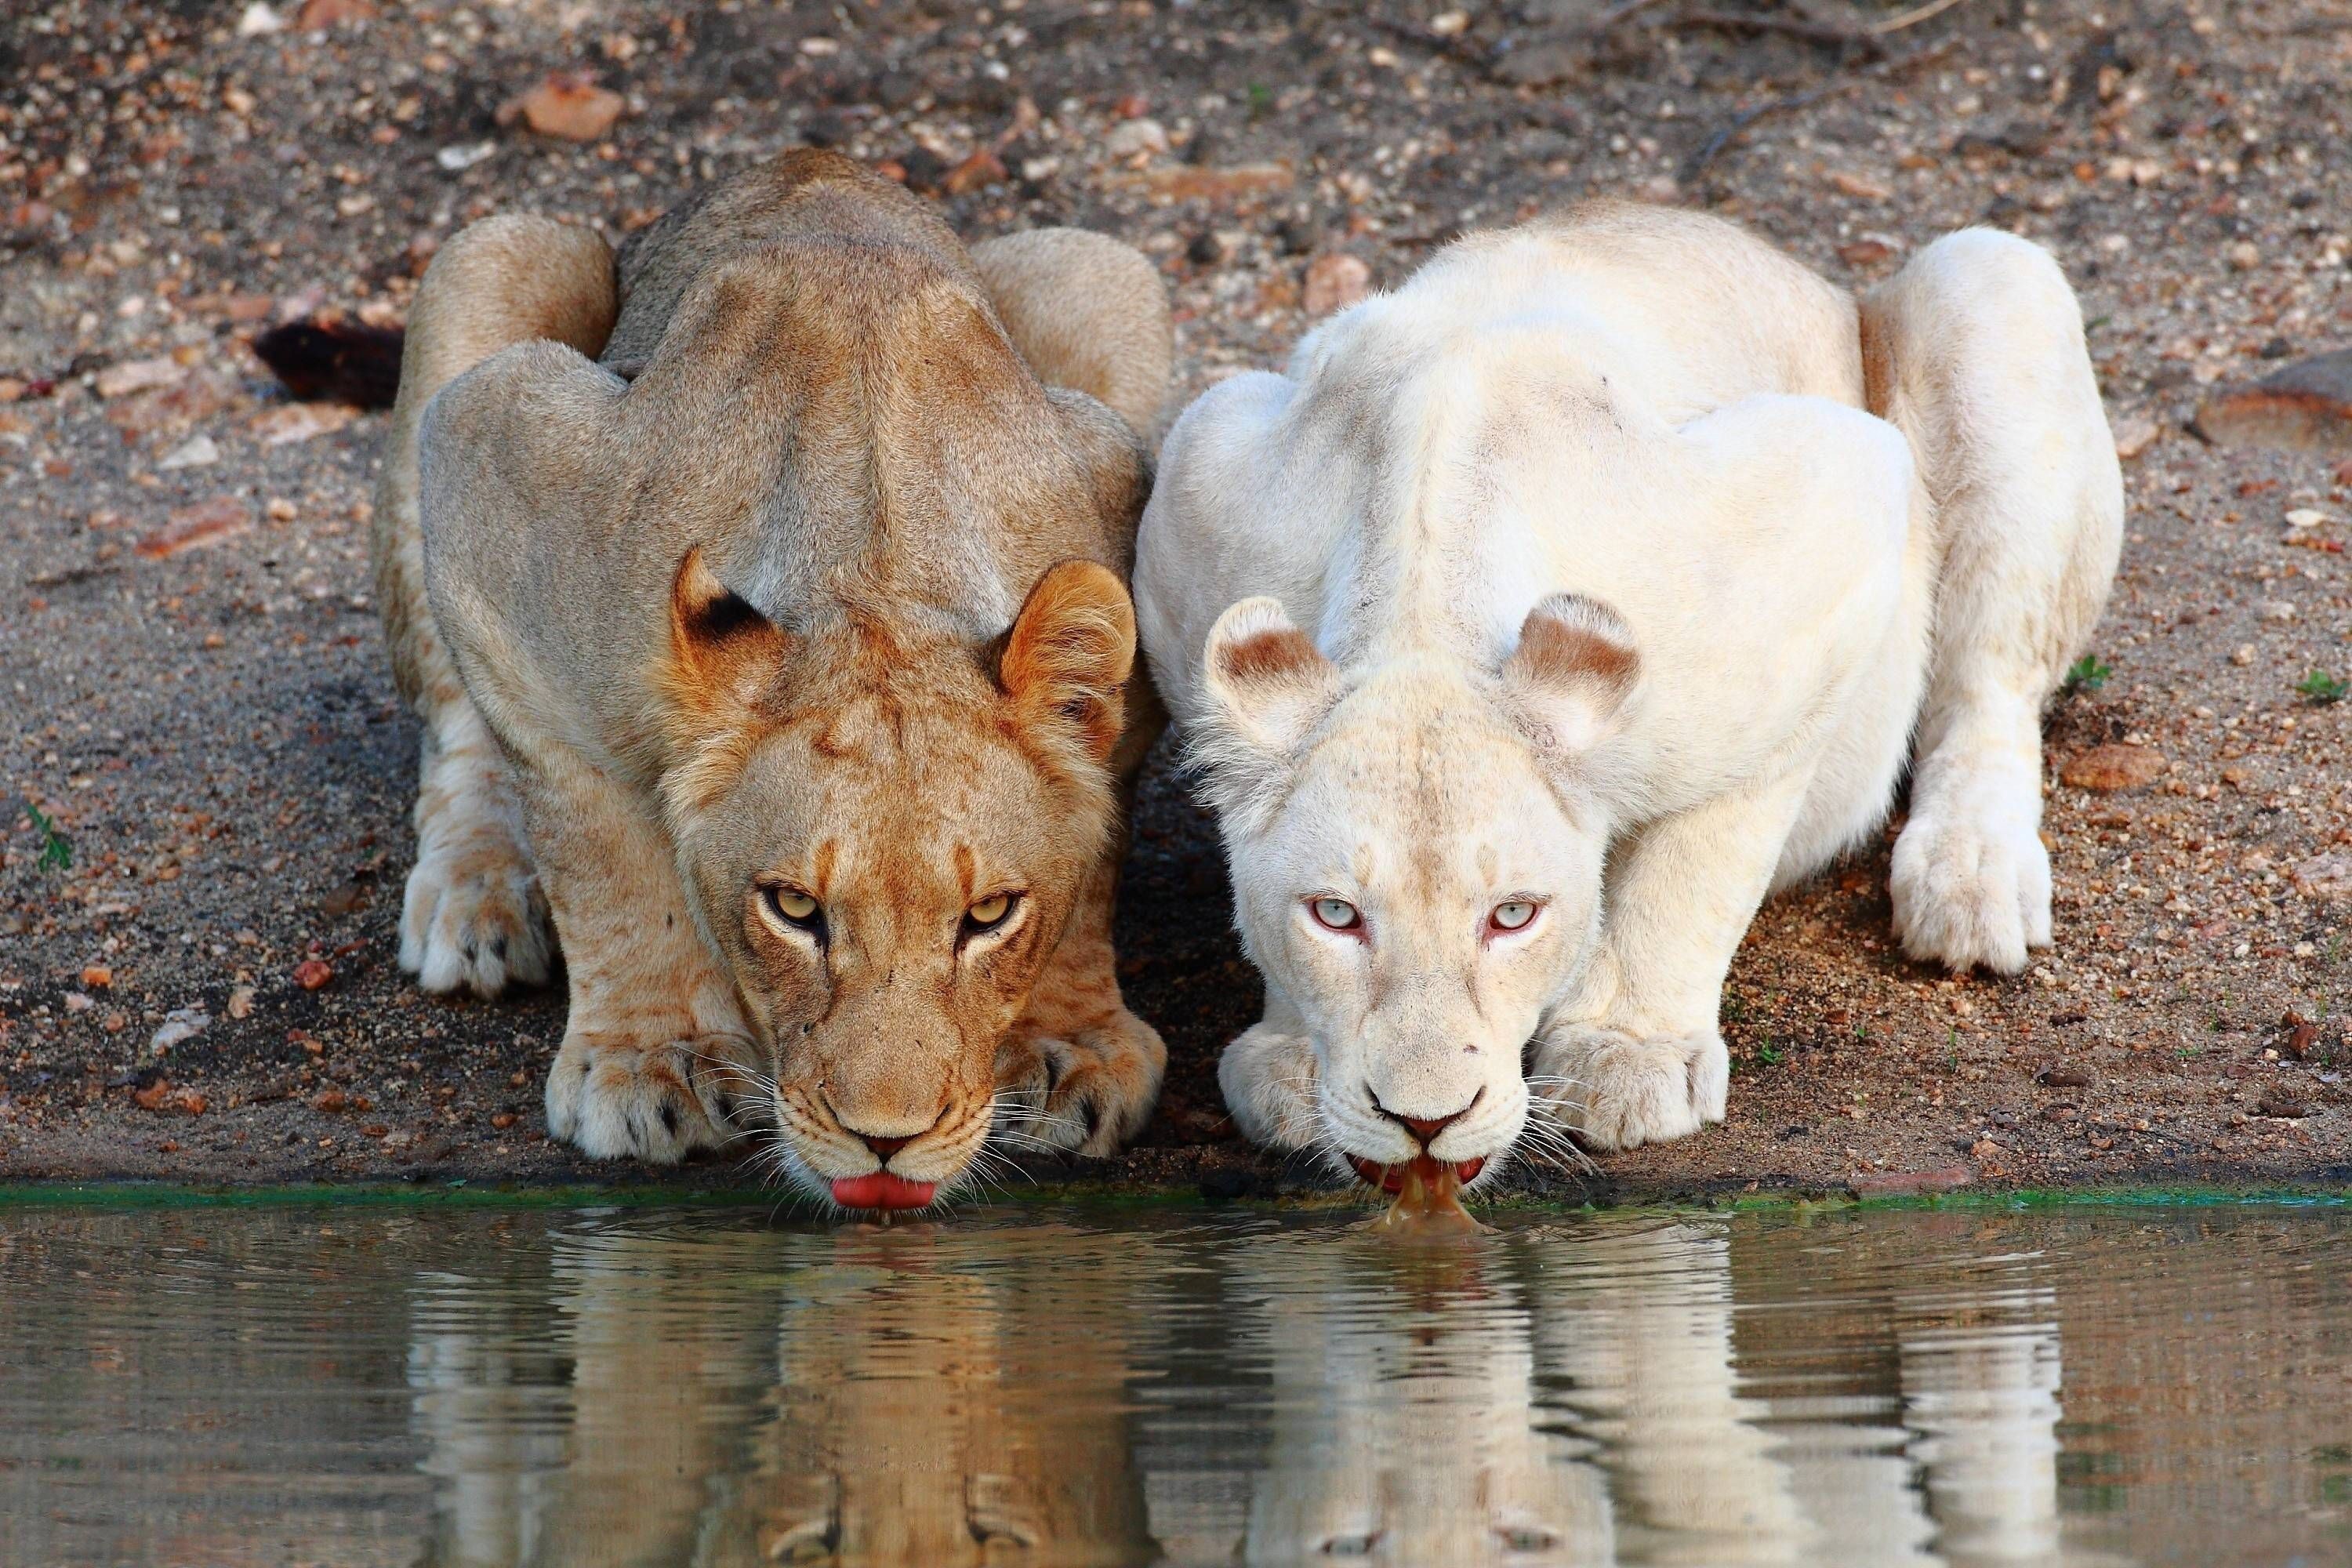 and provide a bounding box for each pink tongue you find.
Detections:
[829,1172,938,1210]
